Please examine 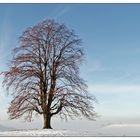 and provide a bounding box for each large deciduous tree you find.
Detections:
[2,19,97,129]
